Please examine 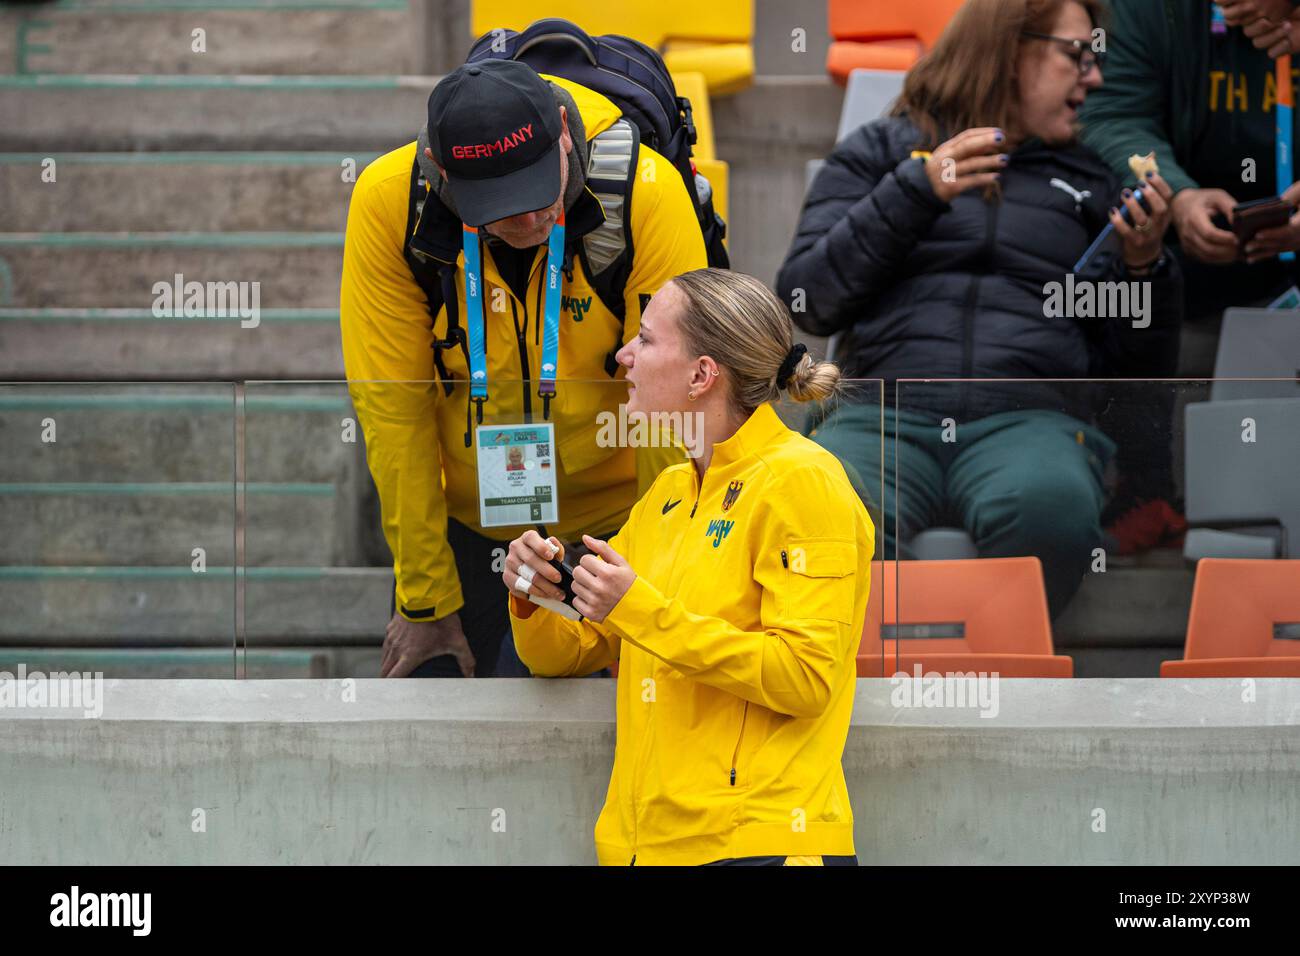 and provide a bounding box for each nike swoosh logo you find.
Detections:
[662,498,682,515]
